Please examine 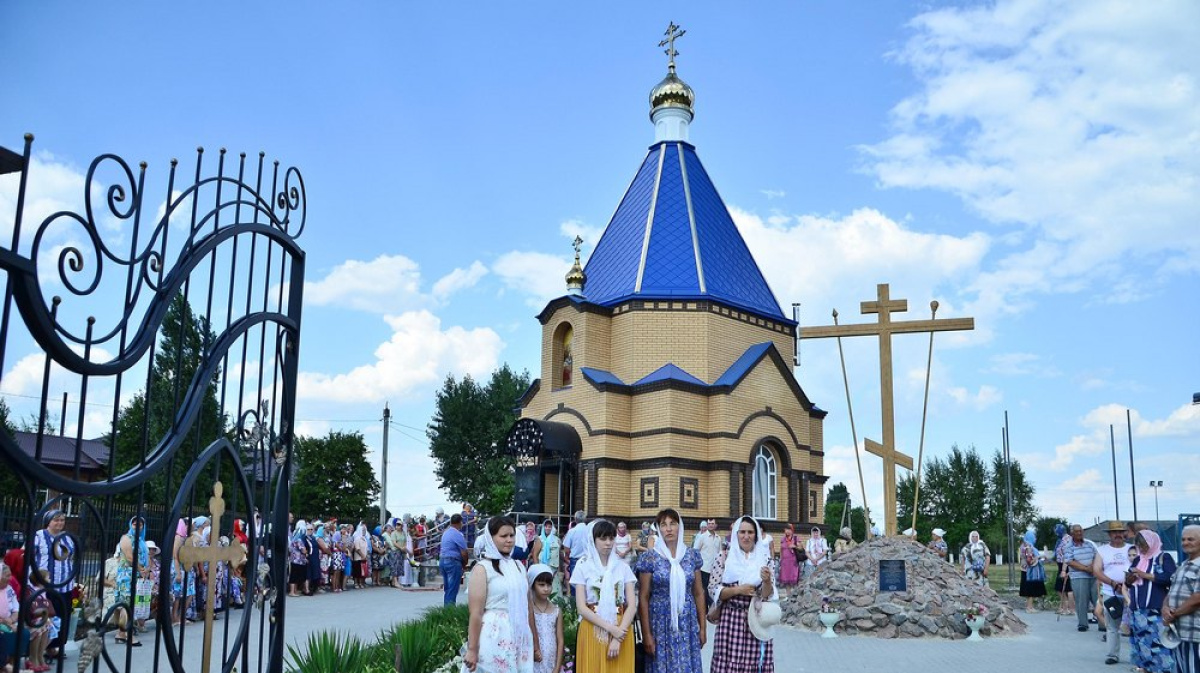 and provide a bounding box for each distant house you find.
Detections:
[11,430,110,495]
